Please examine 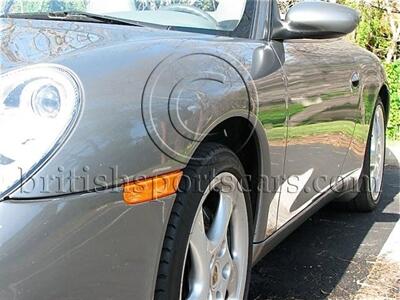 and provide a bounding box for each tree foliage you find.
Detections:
[385,61,400,139]
[338,0,399,62]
